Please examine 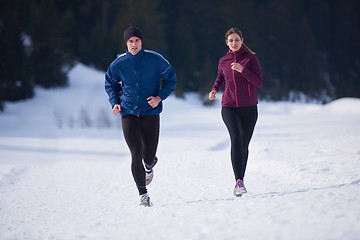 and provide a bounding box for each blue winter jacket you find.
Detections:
[105,48,177,116]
